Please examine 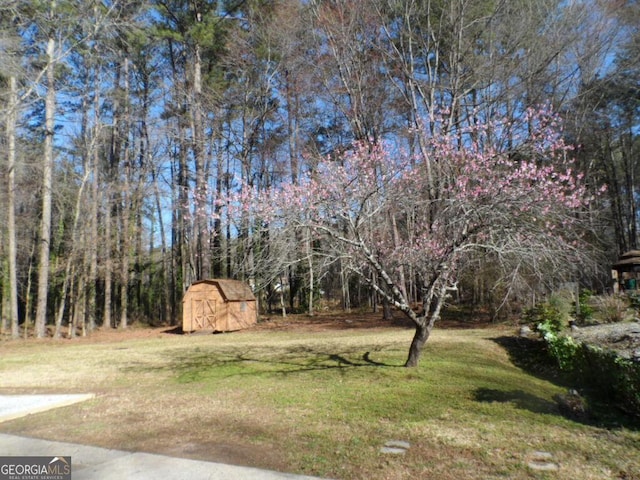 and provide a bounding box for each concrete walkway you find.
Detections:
[0,394,96,423]
[0,395,329,479]
[0,434,327,479]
